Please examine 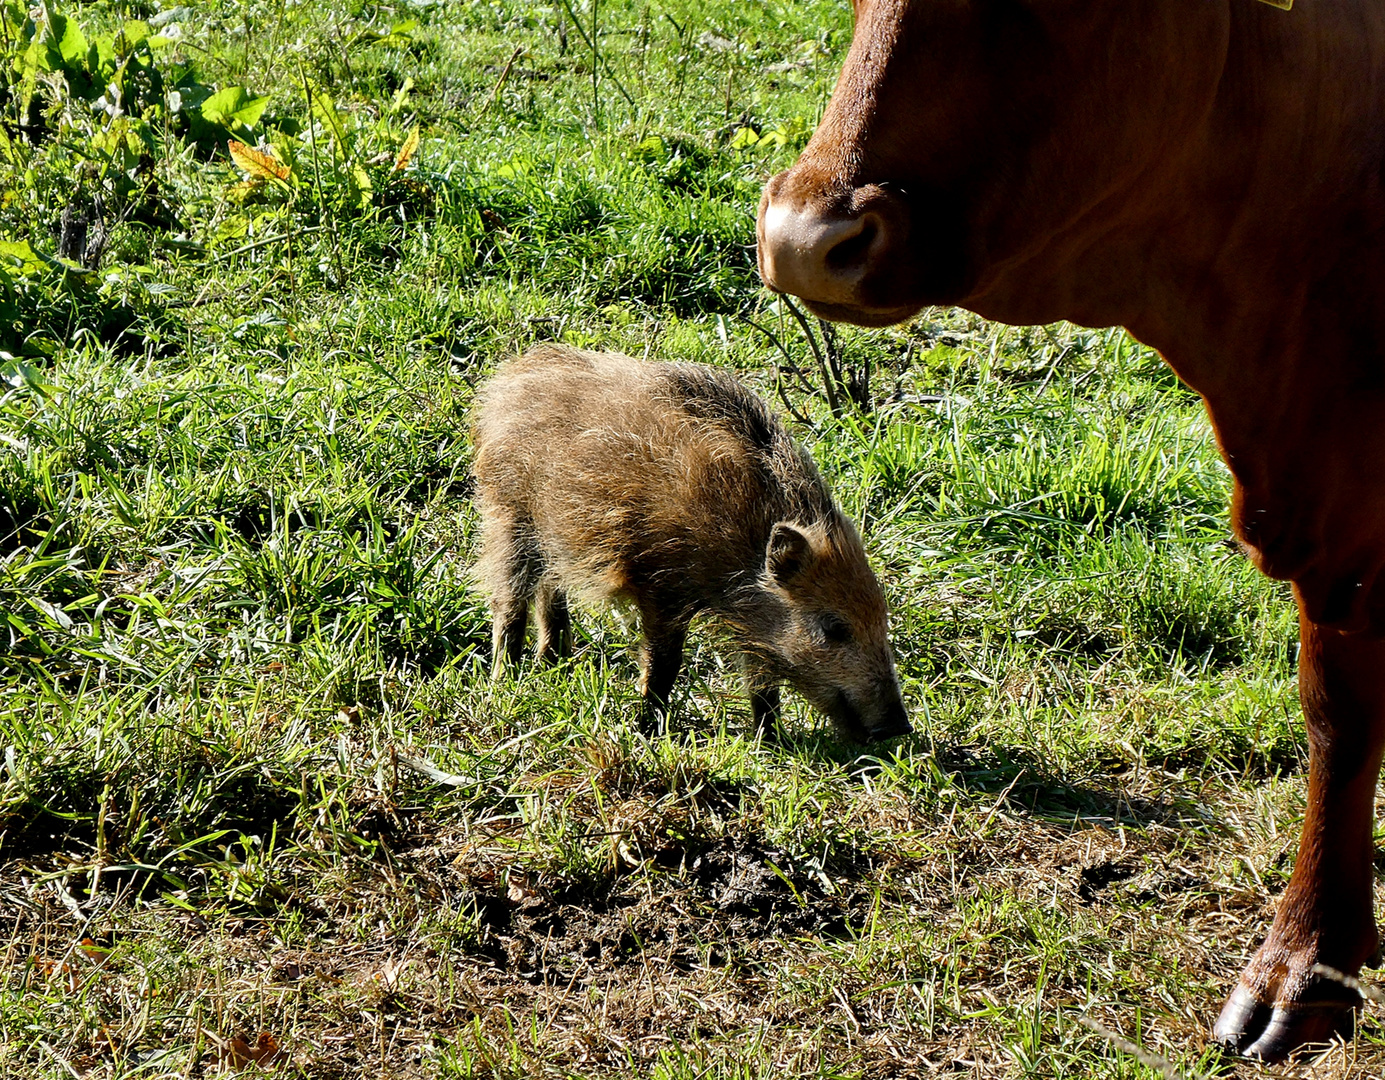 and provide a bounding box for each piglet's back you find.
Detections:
[472,345,838,609]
